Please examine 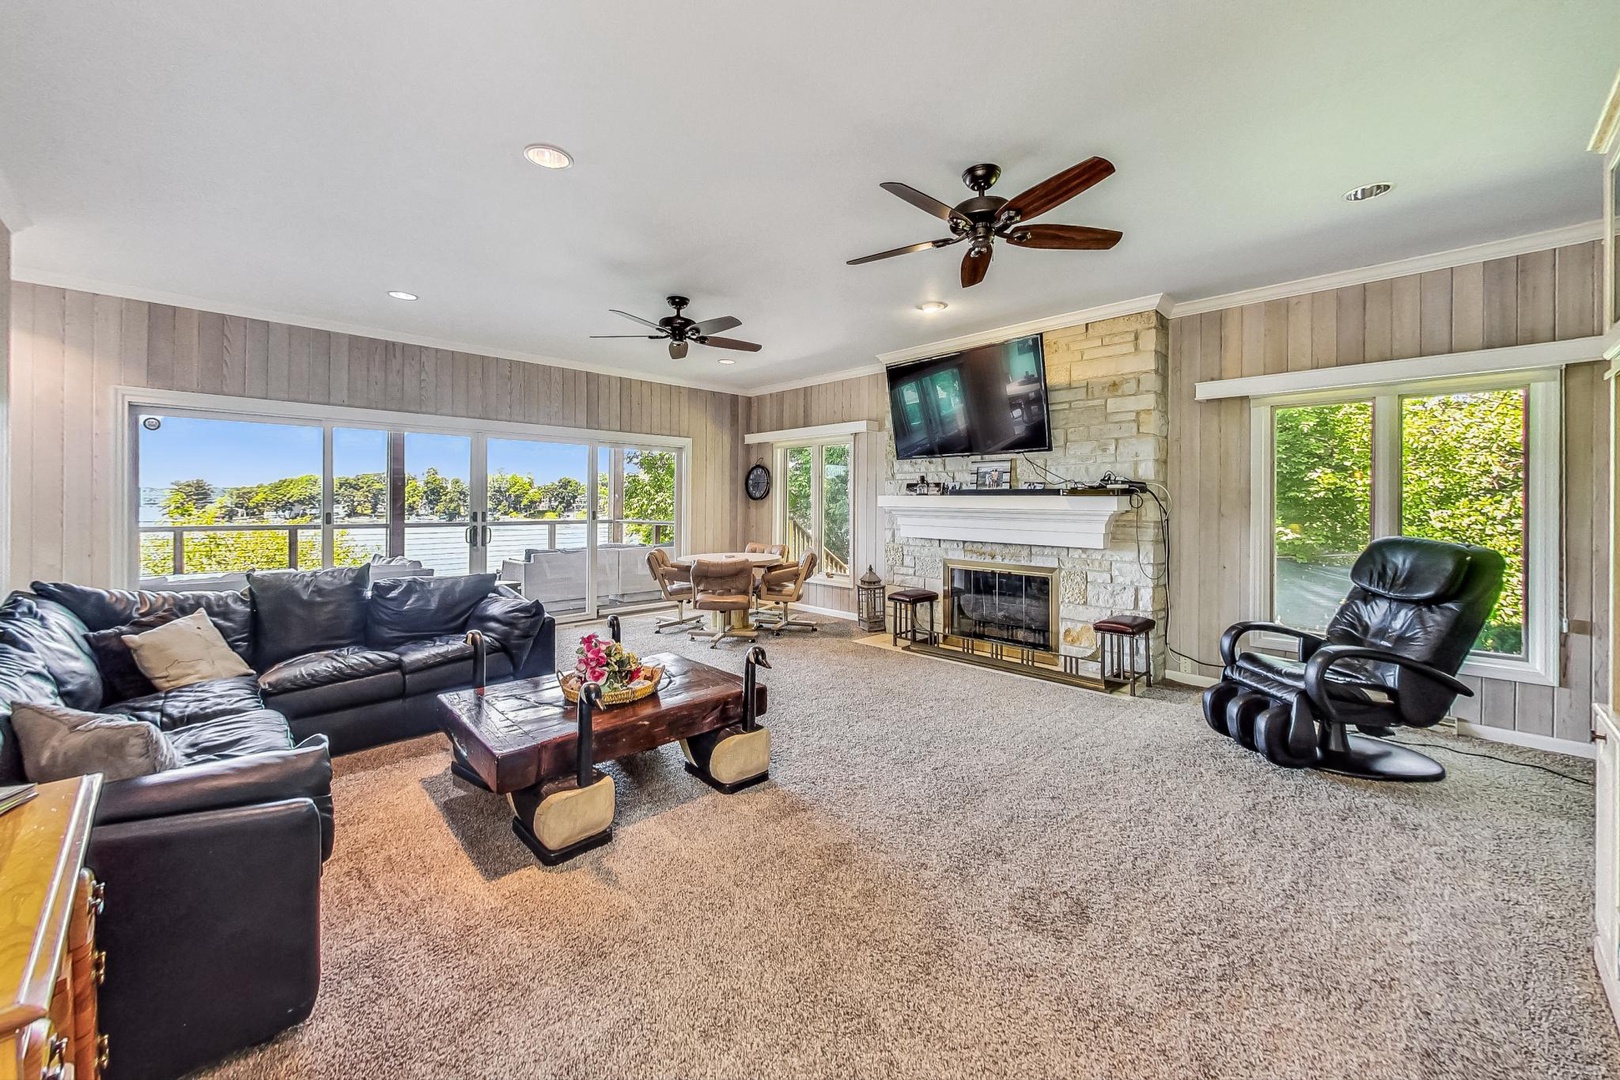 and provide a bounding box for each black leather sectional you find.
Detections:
[0,568,554,1080]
